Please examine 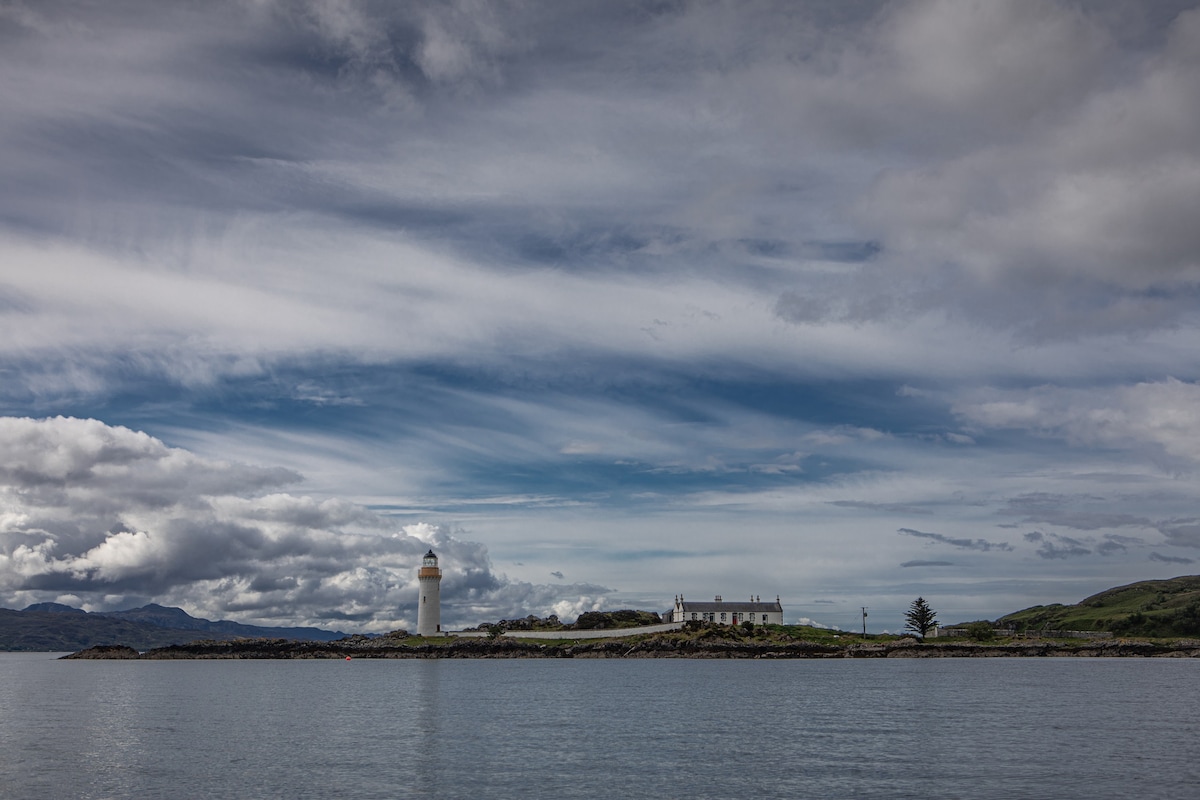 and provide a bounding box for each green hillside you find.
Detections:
[999,575,1200,637]
[1,604,351,651]
[0,608,227,651]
